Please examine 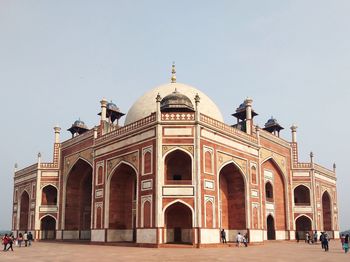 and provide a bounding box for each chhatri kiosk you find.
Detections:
[12,65,339,247]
